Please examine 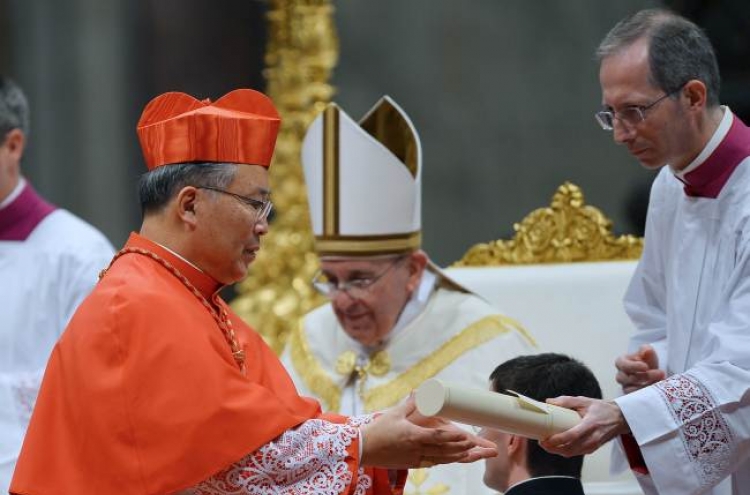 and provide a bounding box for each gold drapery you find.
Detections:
[231,0,338,354]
